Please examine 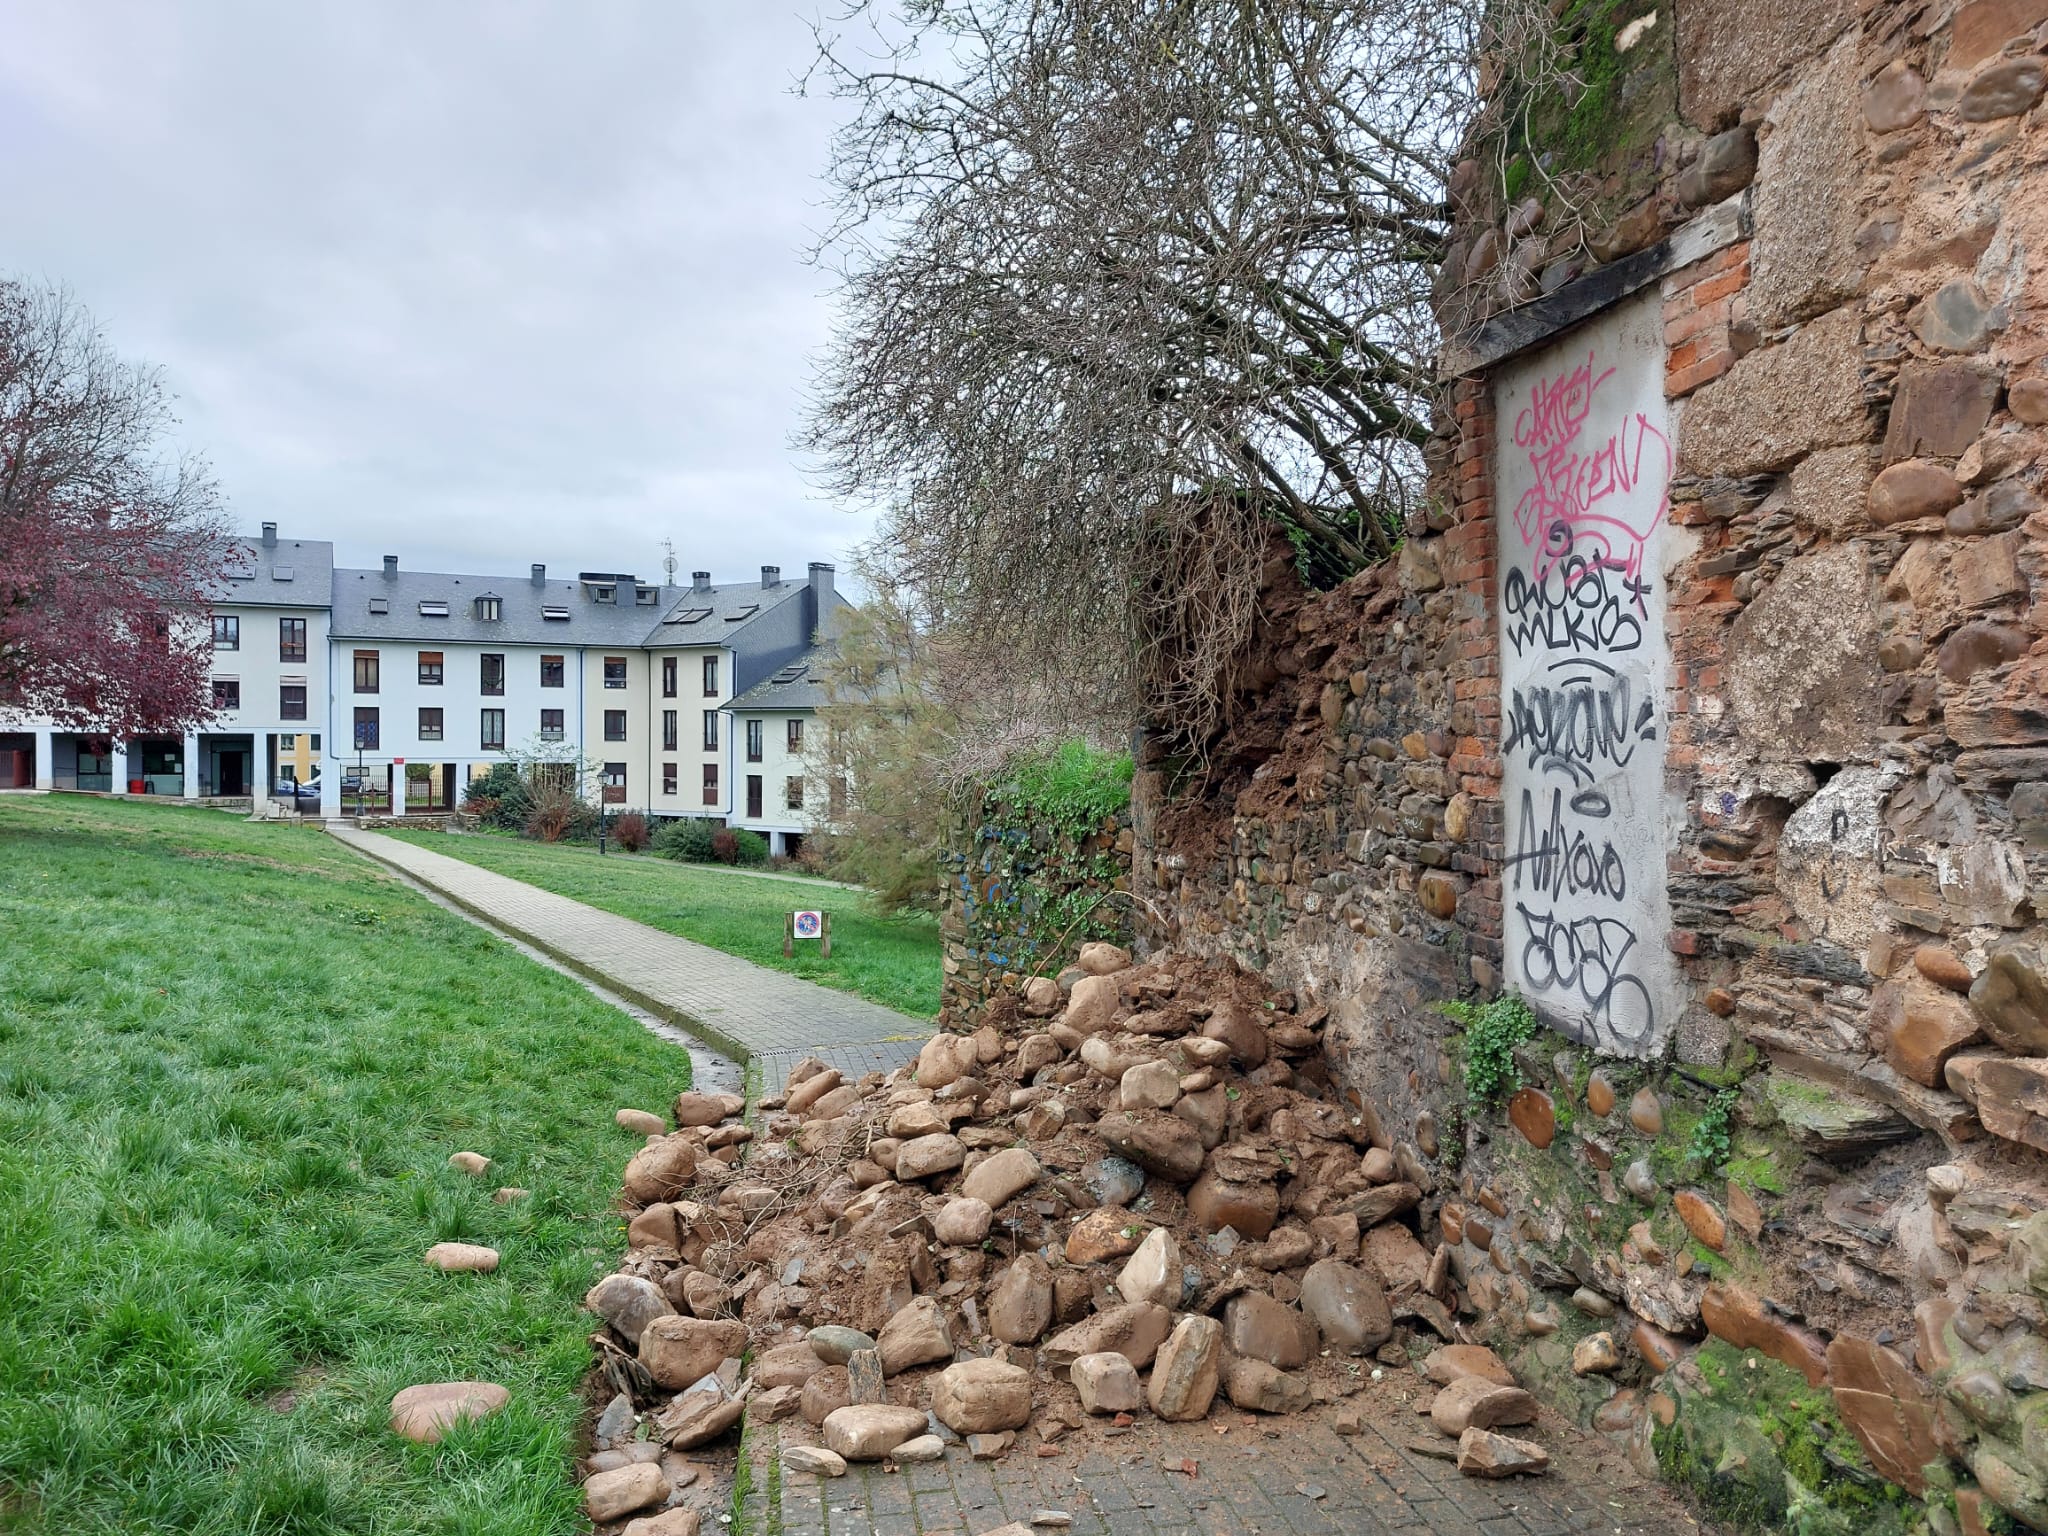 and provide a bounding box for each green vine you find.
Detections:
[1439,992,1540,1107]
